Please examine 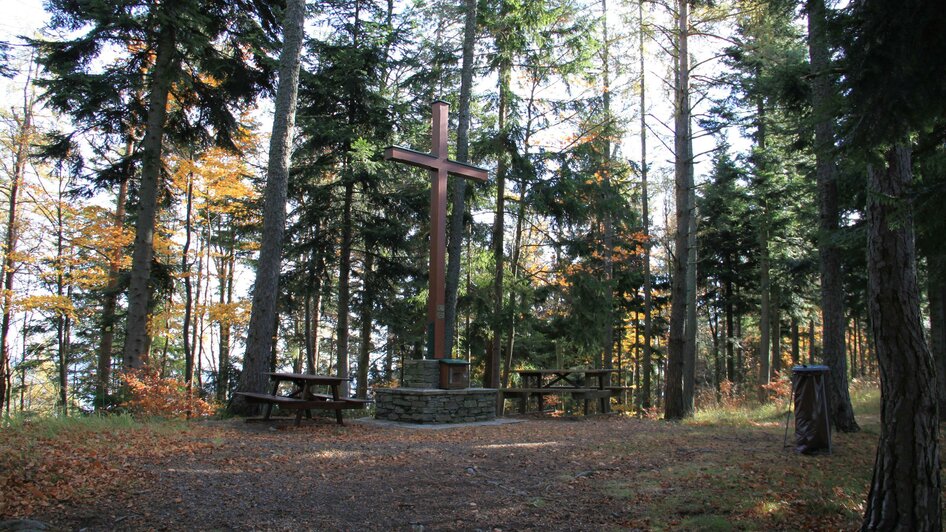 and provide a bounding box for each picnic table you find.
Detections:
[500,368,627,415]
[235,372,369,426]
